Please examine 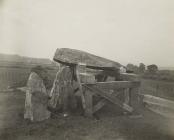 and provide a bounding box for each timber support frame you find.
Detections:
[82,81,141,117]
